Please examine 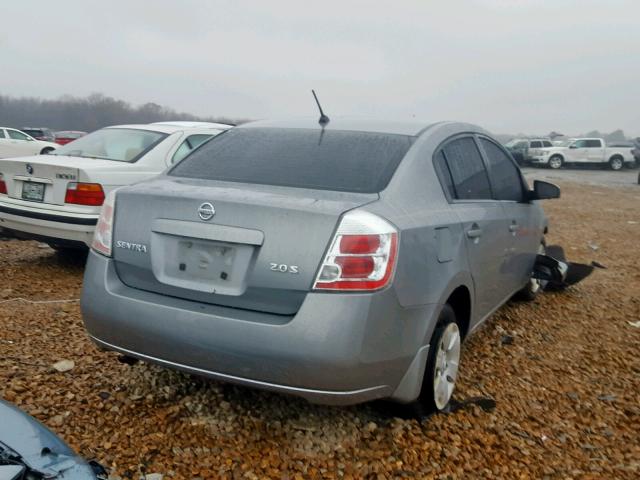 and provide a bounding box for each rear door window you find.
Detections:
[438,137,493,200]
[479,138,524,202]
[433,150,456,199]
[7,130,30,141]
[585,139,602,148]
[542,141,552,147]
[170,128,415,193]
[171,134,214,164]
